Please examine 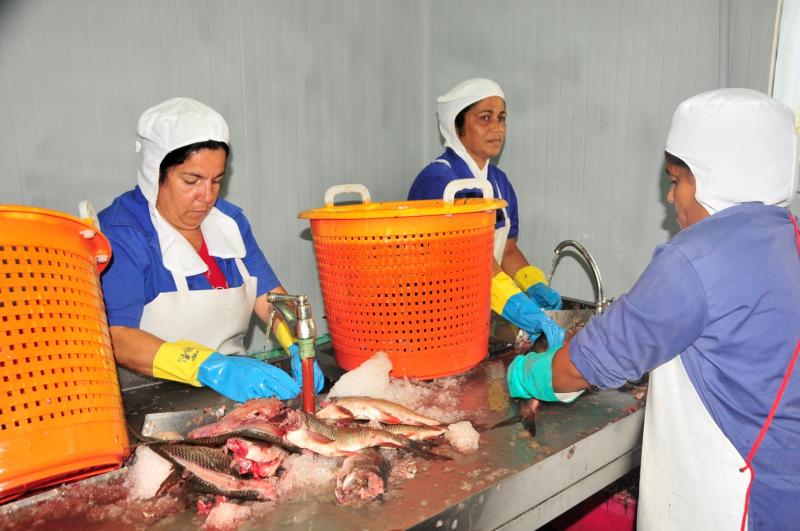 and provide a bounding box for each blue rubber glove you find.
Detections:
[502,292,565,348]
[492,272,565,348]
[507,346,583,402]
[289,344,326,393]
[197,353,301,402]
[513,265,562,310]
[527,283,563,311]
